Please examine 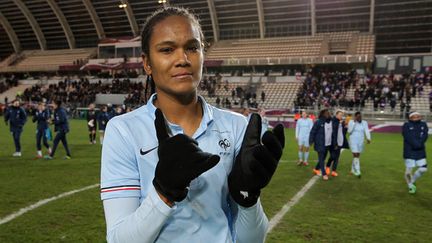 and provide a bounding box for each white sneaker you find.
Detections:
[13,152,22,157]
